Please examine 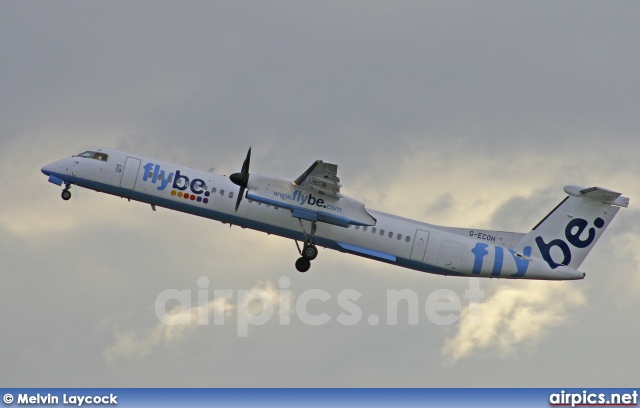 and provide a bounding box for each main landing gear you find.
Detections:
[61,184,72,201]
[294,220,319,273]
